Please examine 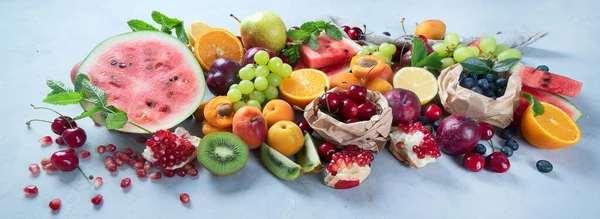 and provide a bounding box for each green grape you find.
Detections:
[249,90,266,104]
[441,57,455,69]
[497,49,522,61]
[233,101,247,111]
[357,47,371,55]
[456,44,468,49]
[254,76,268,91]
[368,44,379,52]
[266,73,282,87]
[255,66,270,77]
[479,52,491,58]
[254,50,270,66]
[239,66,255,80]
[479,36,497,54]
[263,85,279,100]
[468,46,480,56]
[278,64,293,78]
[227,89,243,102]
[453,47,475,62]
[444,33,460,49]
[247,100,261,110]
[238,80,255,94]
[381,54,392,64]
[229,84,239,90]
[267,57,283,73]
[372,51,387,60]
[493,44,510,57]
[431,43,449,57]
[379,43,396,57]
